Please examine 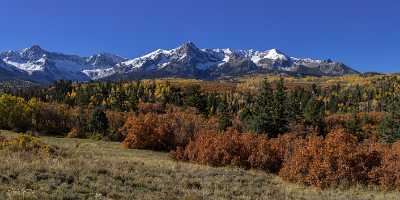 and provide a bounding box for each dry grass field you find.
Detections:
[0,131,399,200]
